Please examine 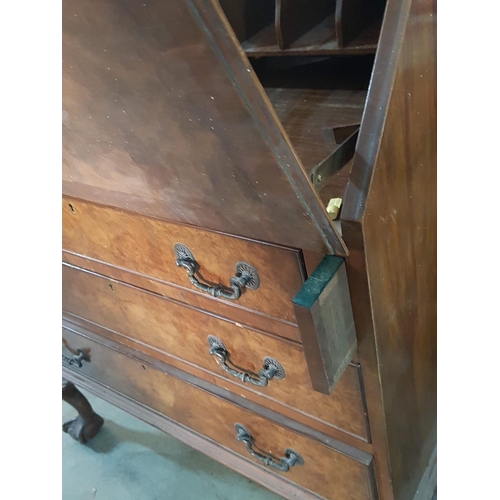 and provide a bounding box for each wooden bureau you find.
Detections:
[62,1,436,499]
